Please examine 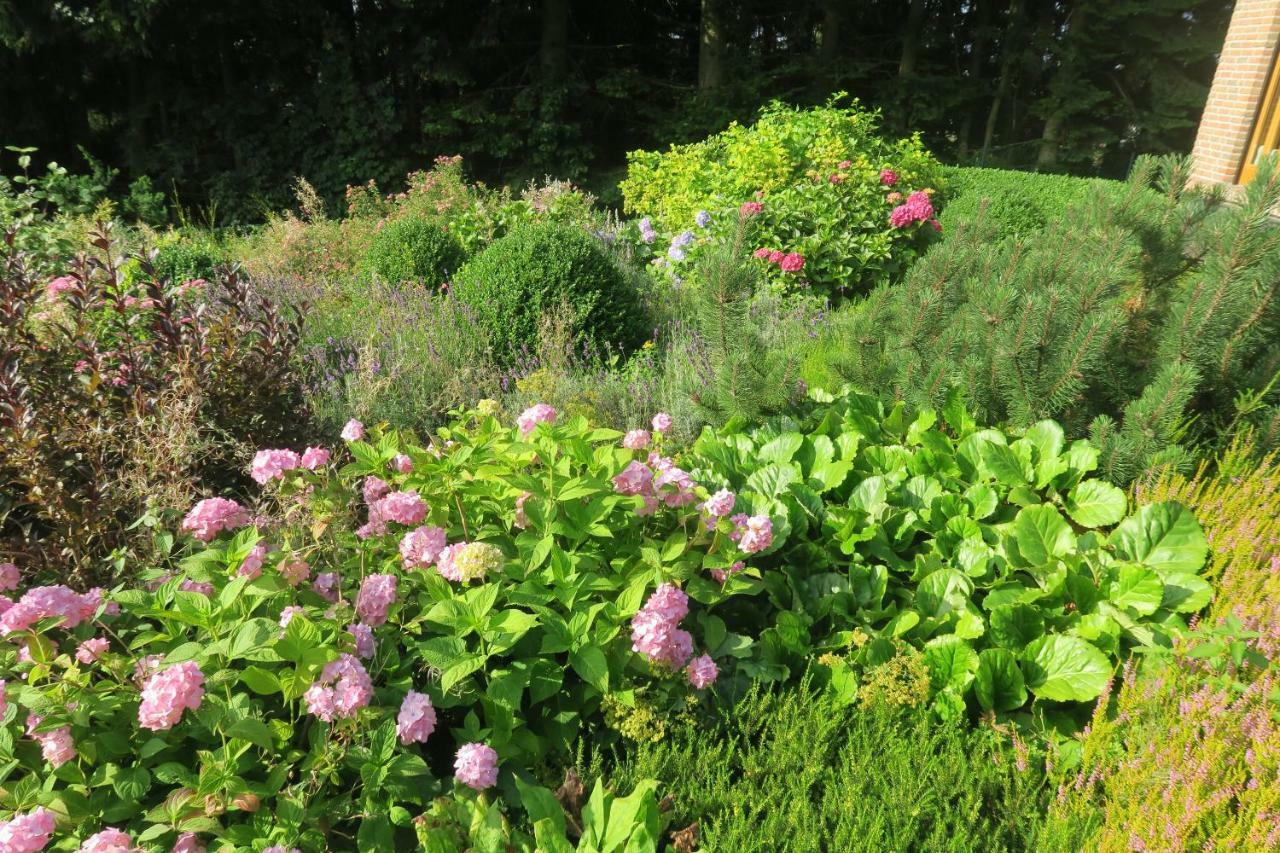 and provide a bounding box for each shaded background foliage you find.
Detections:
[0,0,1233,222]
